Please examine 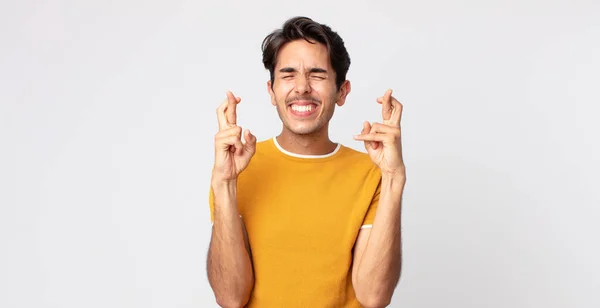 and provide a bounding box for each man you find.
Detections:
[207,16,405,308]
